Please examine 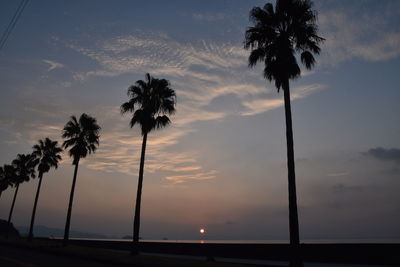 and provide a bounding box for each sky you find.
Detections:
[0,0,399,241]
